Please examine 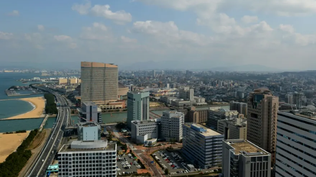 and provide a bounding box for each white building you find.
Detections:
[130,120,159,144]
[78,101,102,123]
[222,139,271,177]
[161,111,184,142]
[275,111,316,177]
[77,122,101,141]
[58,140,117,177]
[182,124,224,169]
